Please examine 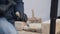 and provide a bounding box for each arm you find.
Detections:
[14,0,24,18]
[14,0,24,15]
